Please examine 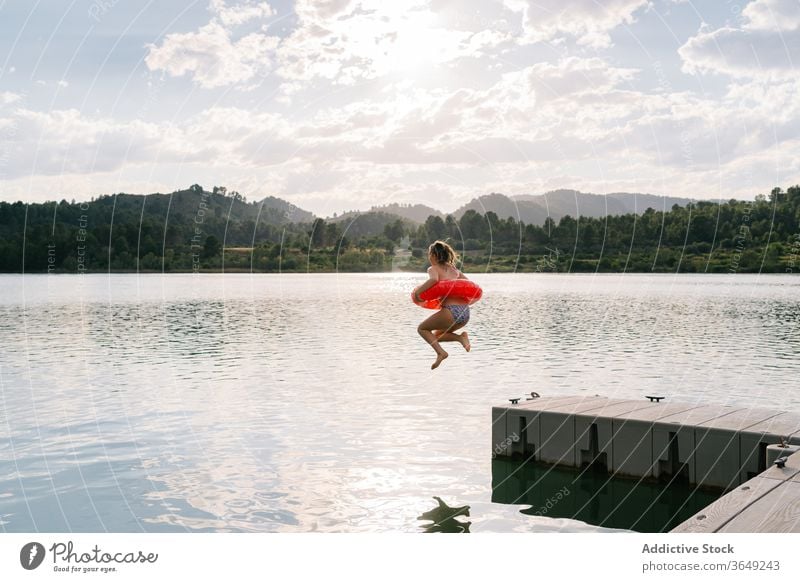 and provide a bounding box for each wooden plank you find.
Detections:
[757,448,800,481]
[657,405,747,427]
[671,476,785,533]
[514,395,607,411]
[719,480,800,532]
[575,399,660,419]
[544,396,621,415]
[506,396,587,411]
[672,450,800,532]
[612,402,703,422]
[741,412,800,441]
[697,407,784,431]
